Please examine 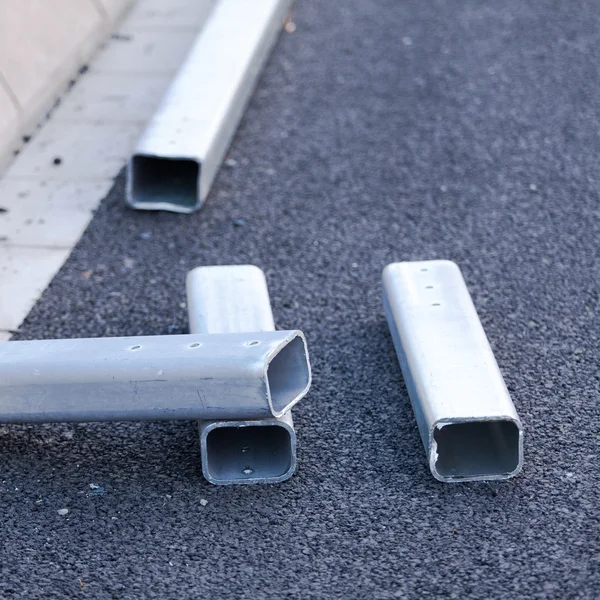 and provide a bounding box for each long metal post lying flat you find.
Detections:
[126,0,294,213]
[187,265,302,485]
[382,260,523,482]
[0,331,310,422]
